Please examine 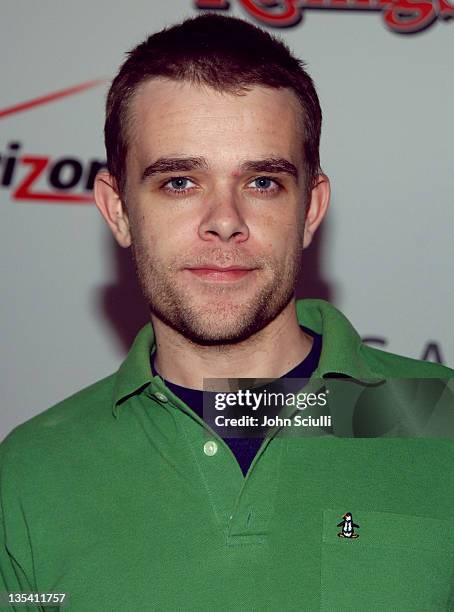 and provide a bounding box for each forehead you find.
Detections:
[127,78,304,169]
